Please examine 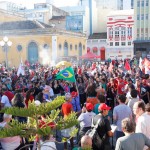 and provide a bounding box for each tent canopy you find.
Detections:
[80,51,100,59]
